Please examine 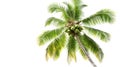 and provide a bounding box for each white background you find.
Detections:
[0,0,120,67]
